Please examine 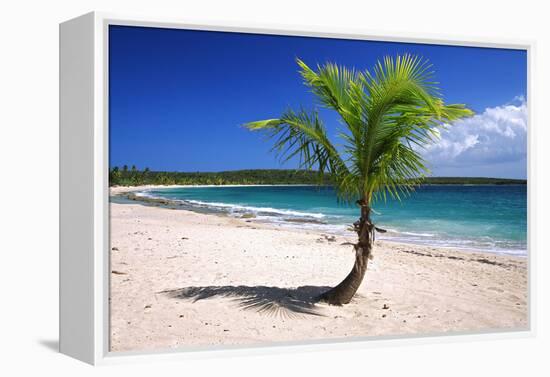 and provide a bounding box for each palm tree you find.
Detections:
[245,55,473,305]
